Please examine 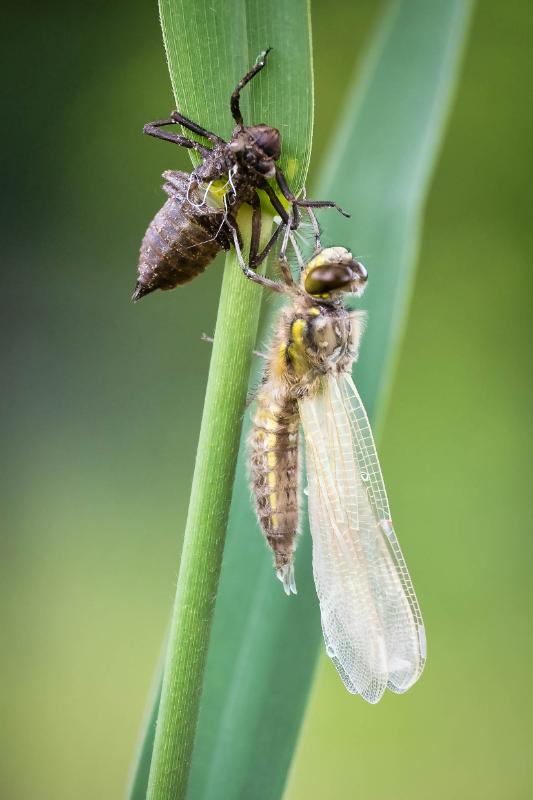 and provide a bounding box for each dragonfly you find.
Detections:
[244,219,426,703]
